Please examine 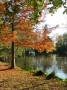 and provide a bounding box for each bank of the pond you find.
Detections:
[0,62,67,90]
